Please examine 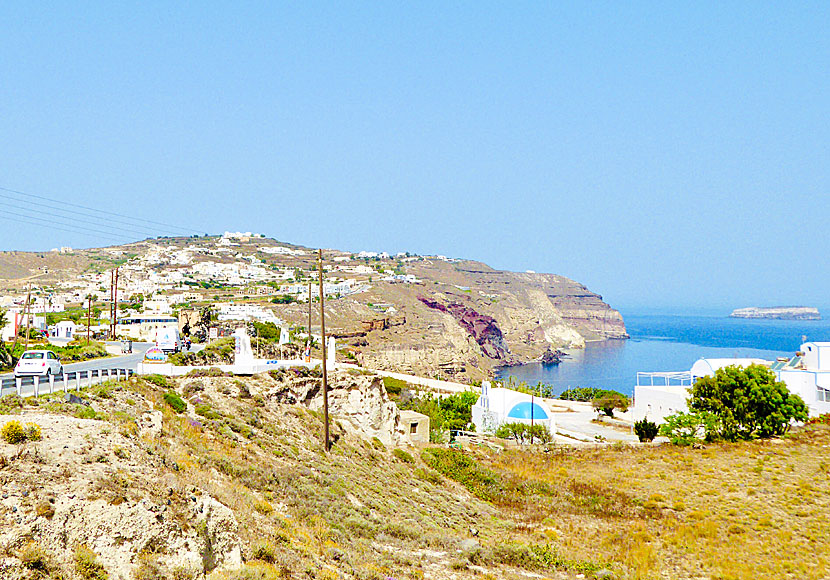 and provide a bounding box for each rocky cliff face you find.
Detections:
[311,259,628,383]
